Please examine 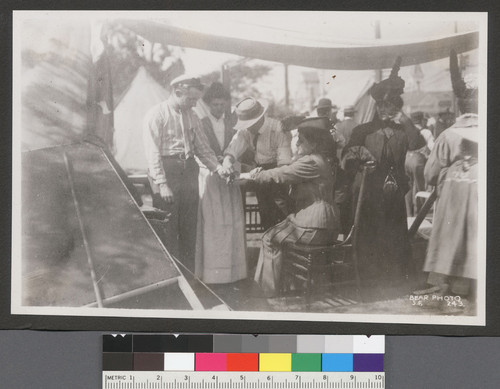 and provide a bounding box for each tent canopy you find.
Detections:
[118,19,478,70]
